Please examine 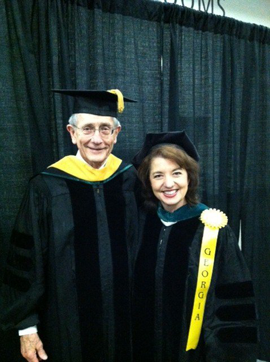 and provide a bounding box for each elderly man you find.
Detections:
[0,89,138,362]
